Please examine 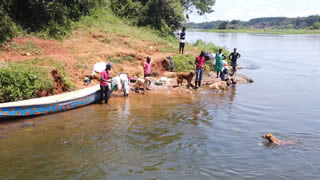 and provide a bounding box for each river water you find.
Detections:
[1,32,320,179]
